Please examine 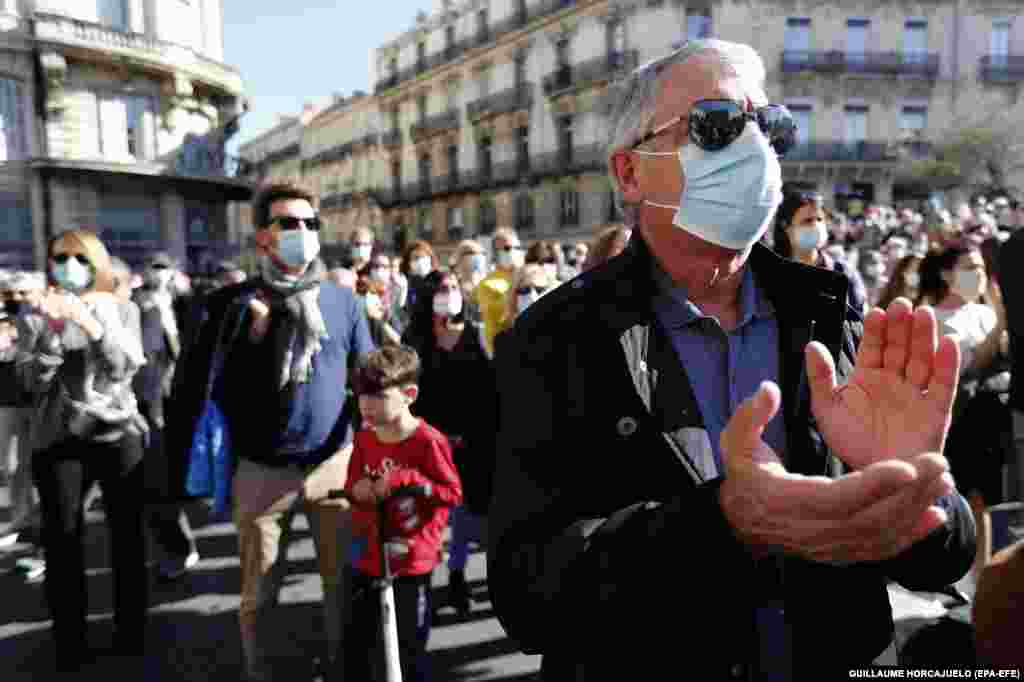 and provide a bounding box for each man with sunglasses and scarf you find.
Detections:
[166,183,374,682]
[488,40,975,680]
